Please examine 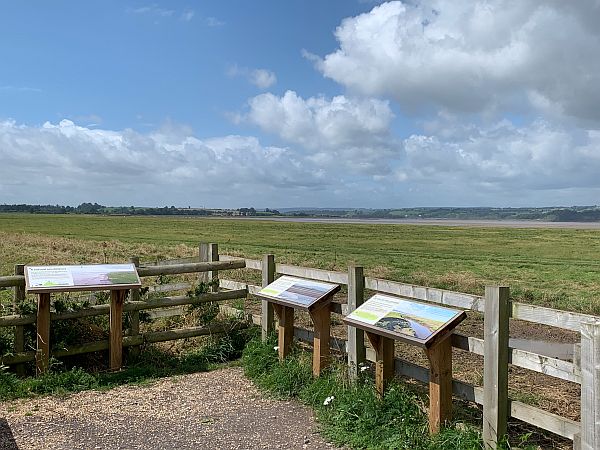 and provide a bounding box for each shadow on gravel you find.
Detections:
[0,418,18,449]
